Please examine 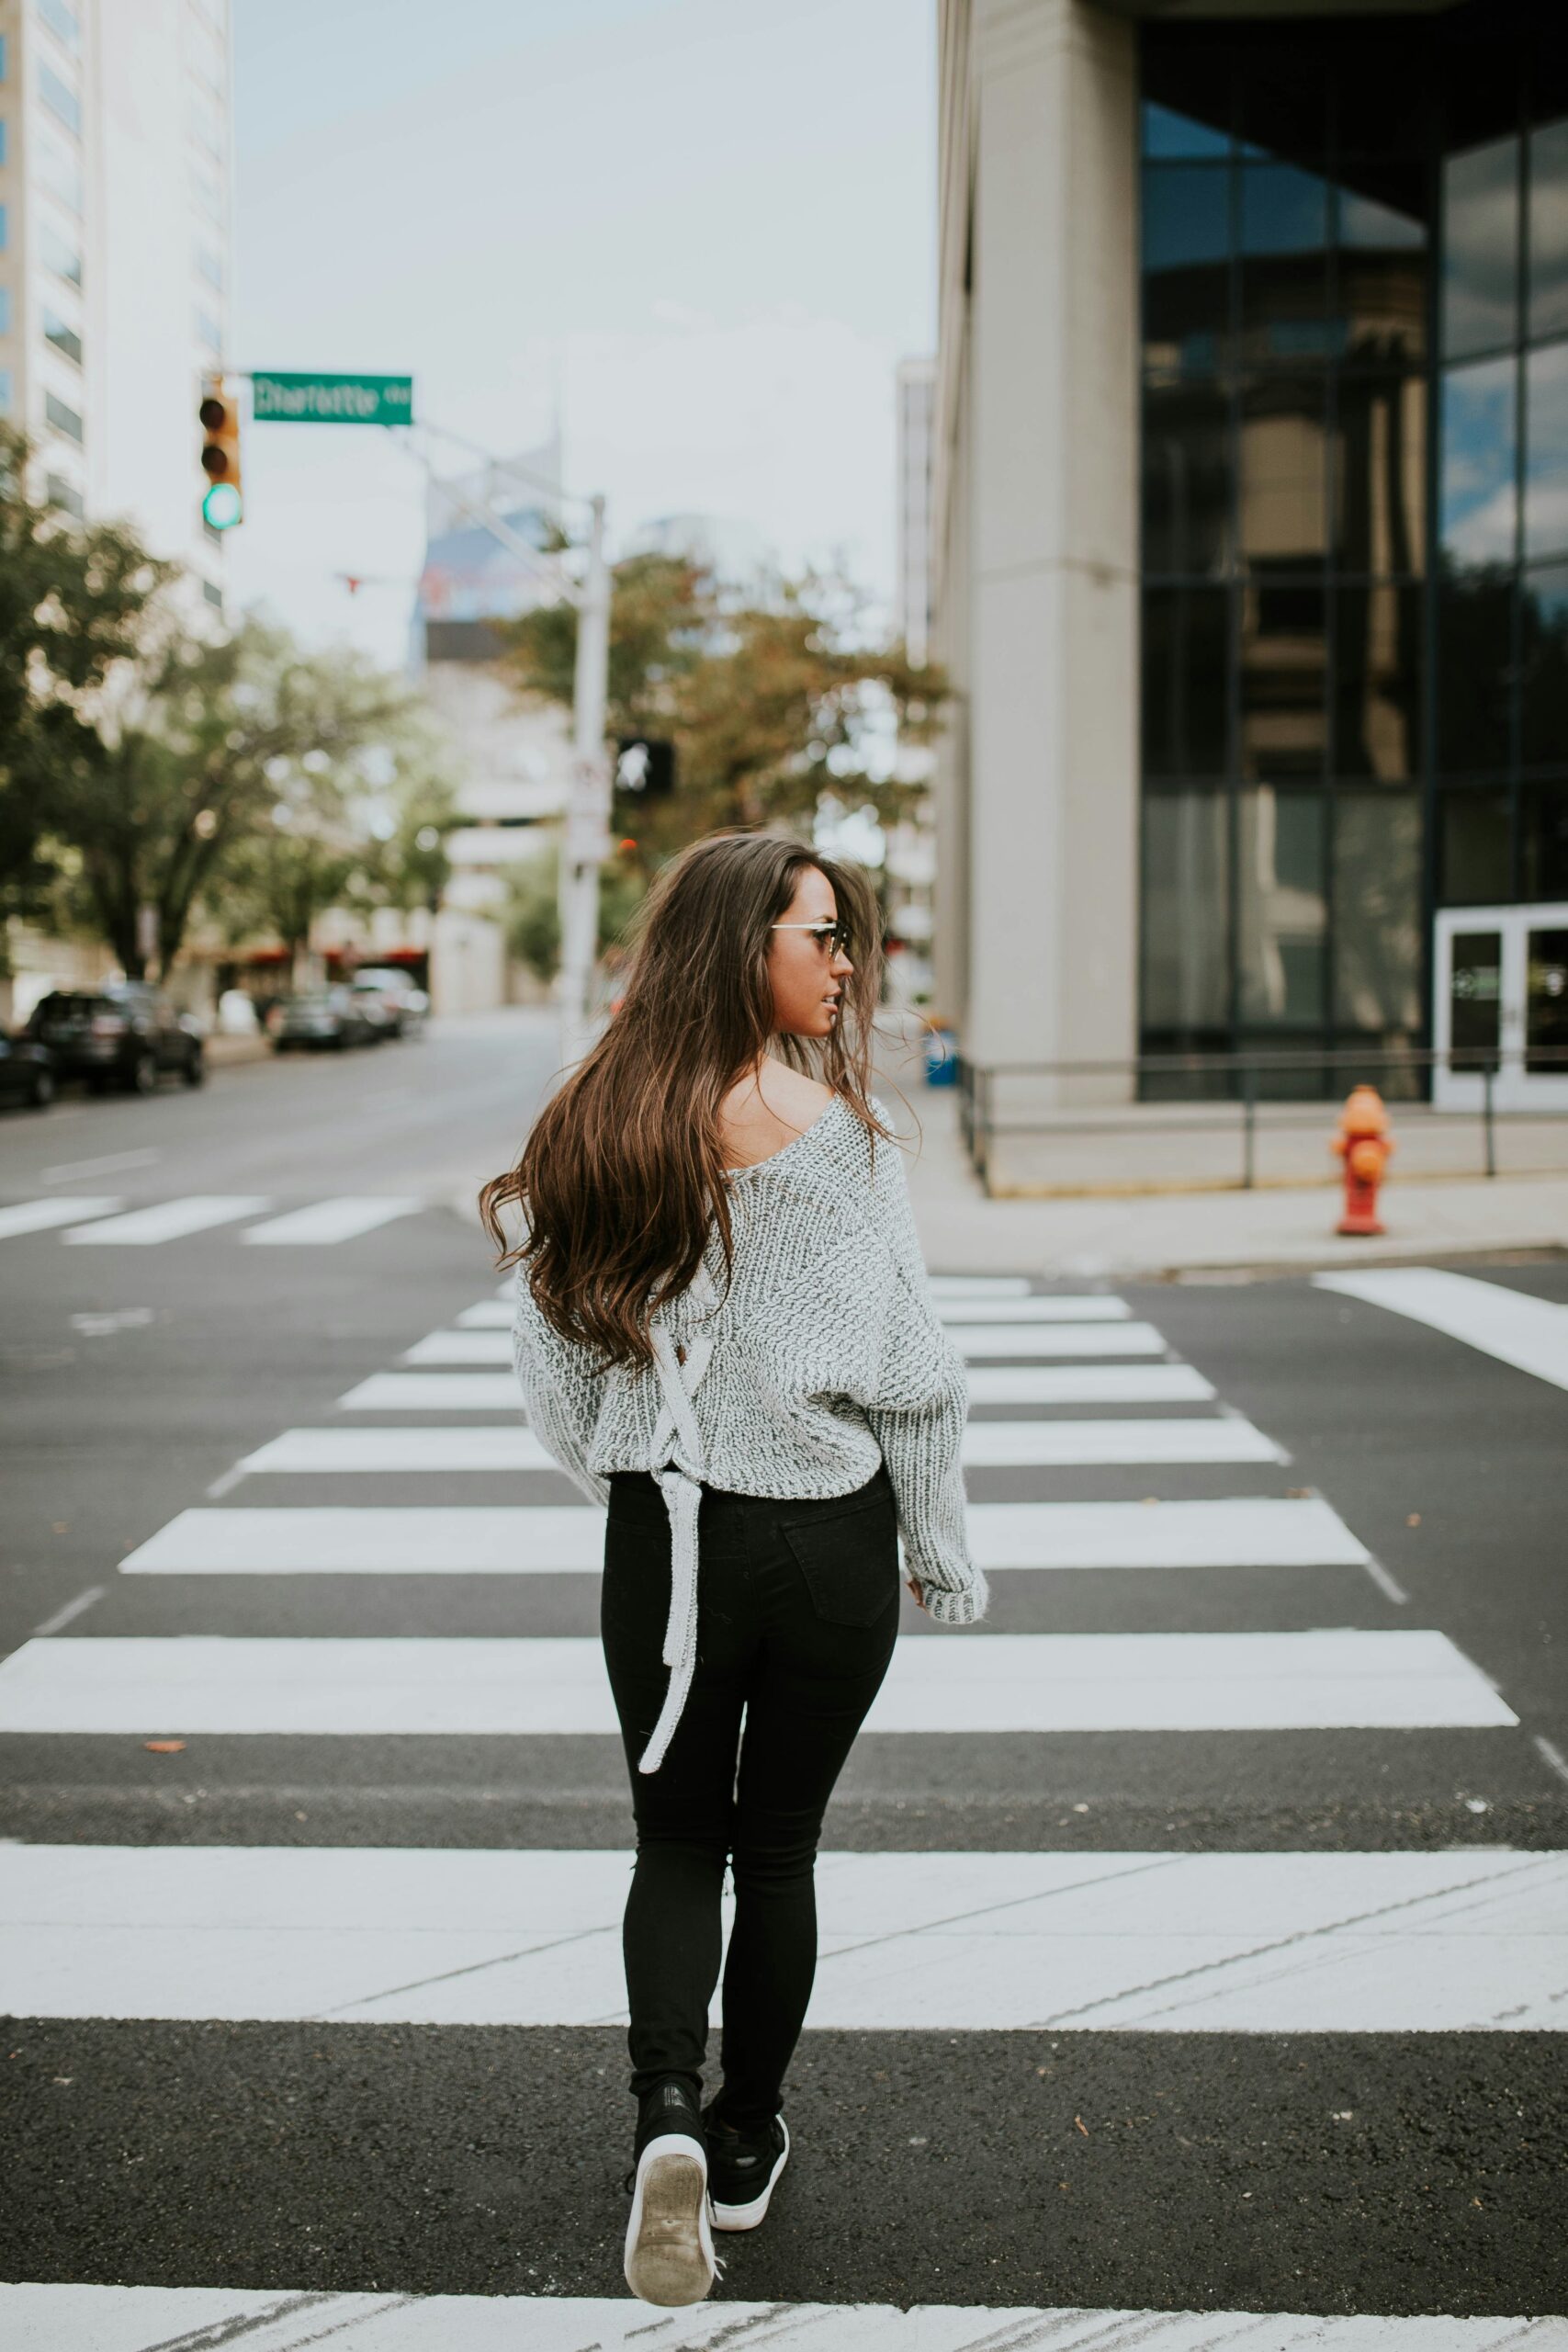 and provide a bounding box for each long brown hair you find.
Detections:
[480,830,894,1371]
